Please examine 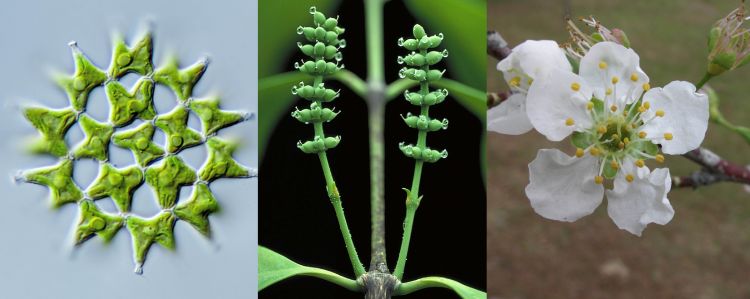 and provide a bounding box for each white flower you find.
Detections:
[488,40,570,135]
[524,42,709,235]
